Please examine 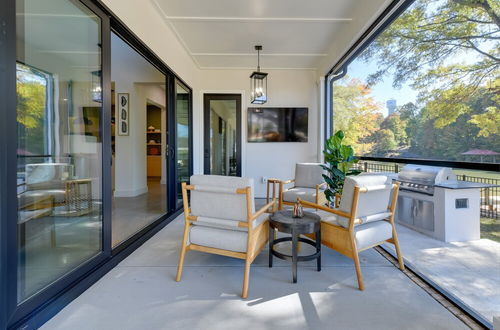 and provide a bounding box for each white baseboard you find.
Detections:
[114,186,148,197]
